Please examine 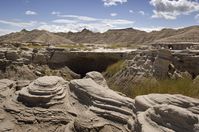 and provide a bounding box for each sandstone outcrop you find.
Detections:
[85,71,108,88]
[0,73,198,132]
[134,94,199,132]
[18,76,67,107]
